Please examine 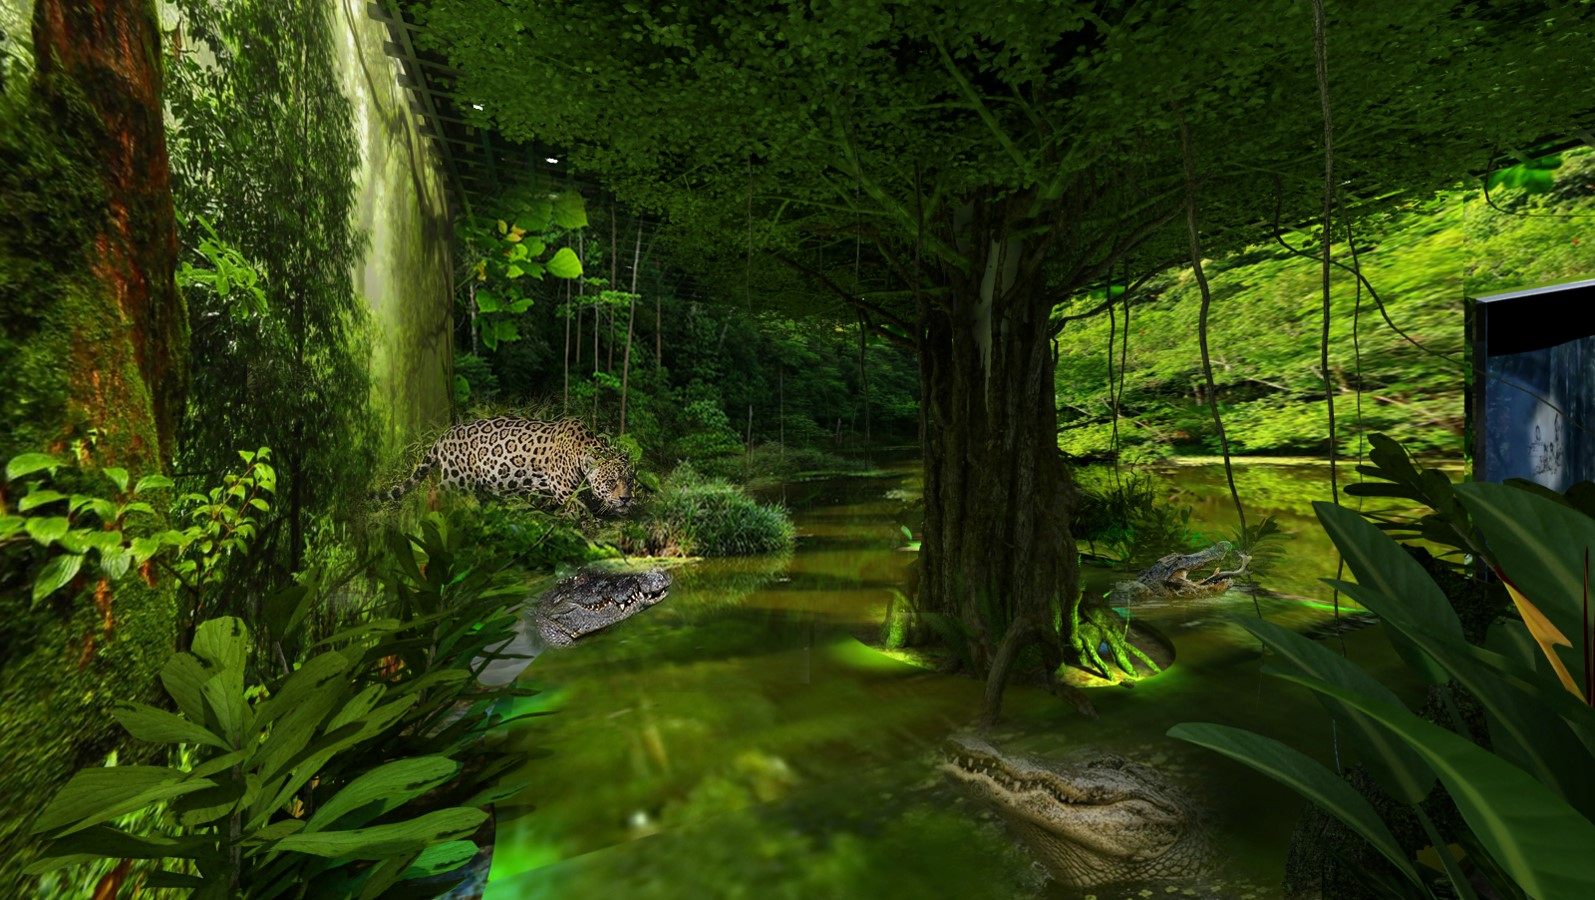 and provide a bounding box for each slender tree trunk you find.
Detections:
[607,207,617,374]
[859,312,871,443]
[619,223,641,434]
[655,294,662,376]
[562,278,571,413]
[575,232,585,373]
